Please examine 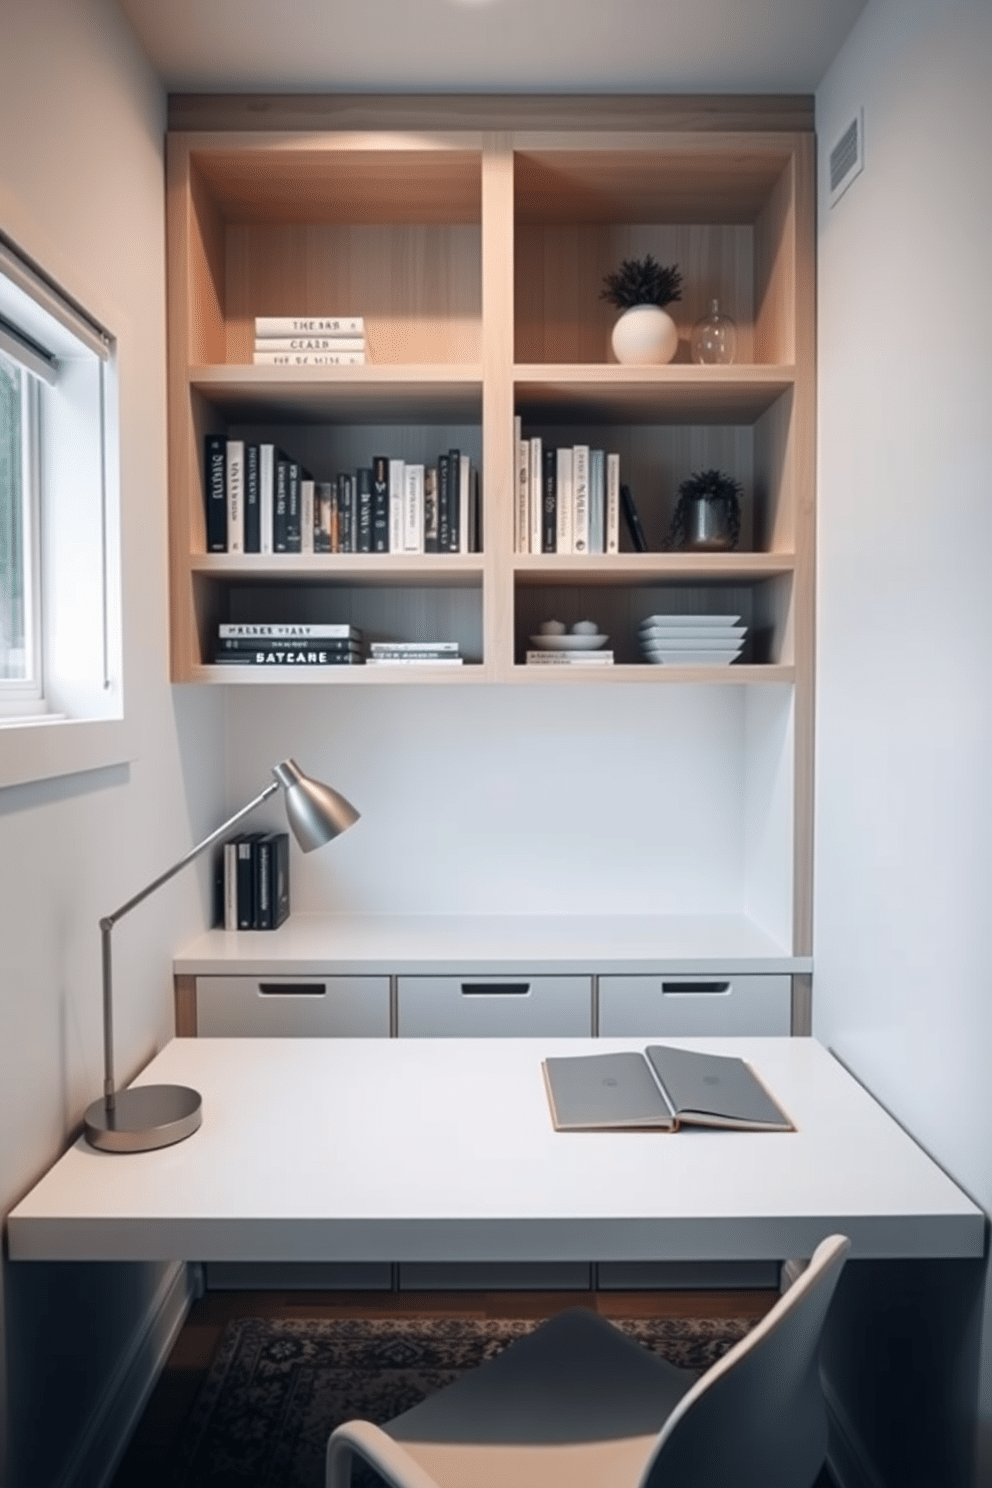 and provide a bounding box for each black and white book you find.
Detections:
[365,655,463,666]
[253,831,290,930]
[556,445,574,555]
[515,418,529,554]
[274,455,290,552]
[620,483,649,552]
[286,461,307,552]
[542,1045,794,1133]
[457,453,471,554]
[423,466,439,554]
[572,443,589,555]
[236,833,263,930]
[300,478,315,556]
[437,454,452,553]
[403,463,424,554]
[355,467,373,553]
[254,316,365,338]
[541,445,557,553]
[369,640,459,656]
[216,636,360,657]
[225,439,245,554]
[606,453,621,555]
[252,336,365,353]
[525,651,614,665]
[259,444,275,554]
[528,437,542,556]
[218,622,361,639]
[315,482,333,553]
[244,443,261,553]
[388,459,405,553]
[588,448,605,555]
[371,456,390,552]
[204,433,227,552]
[252,350,365,367]
[215,647,363,666]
